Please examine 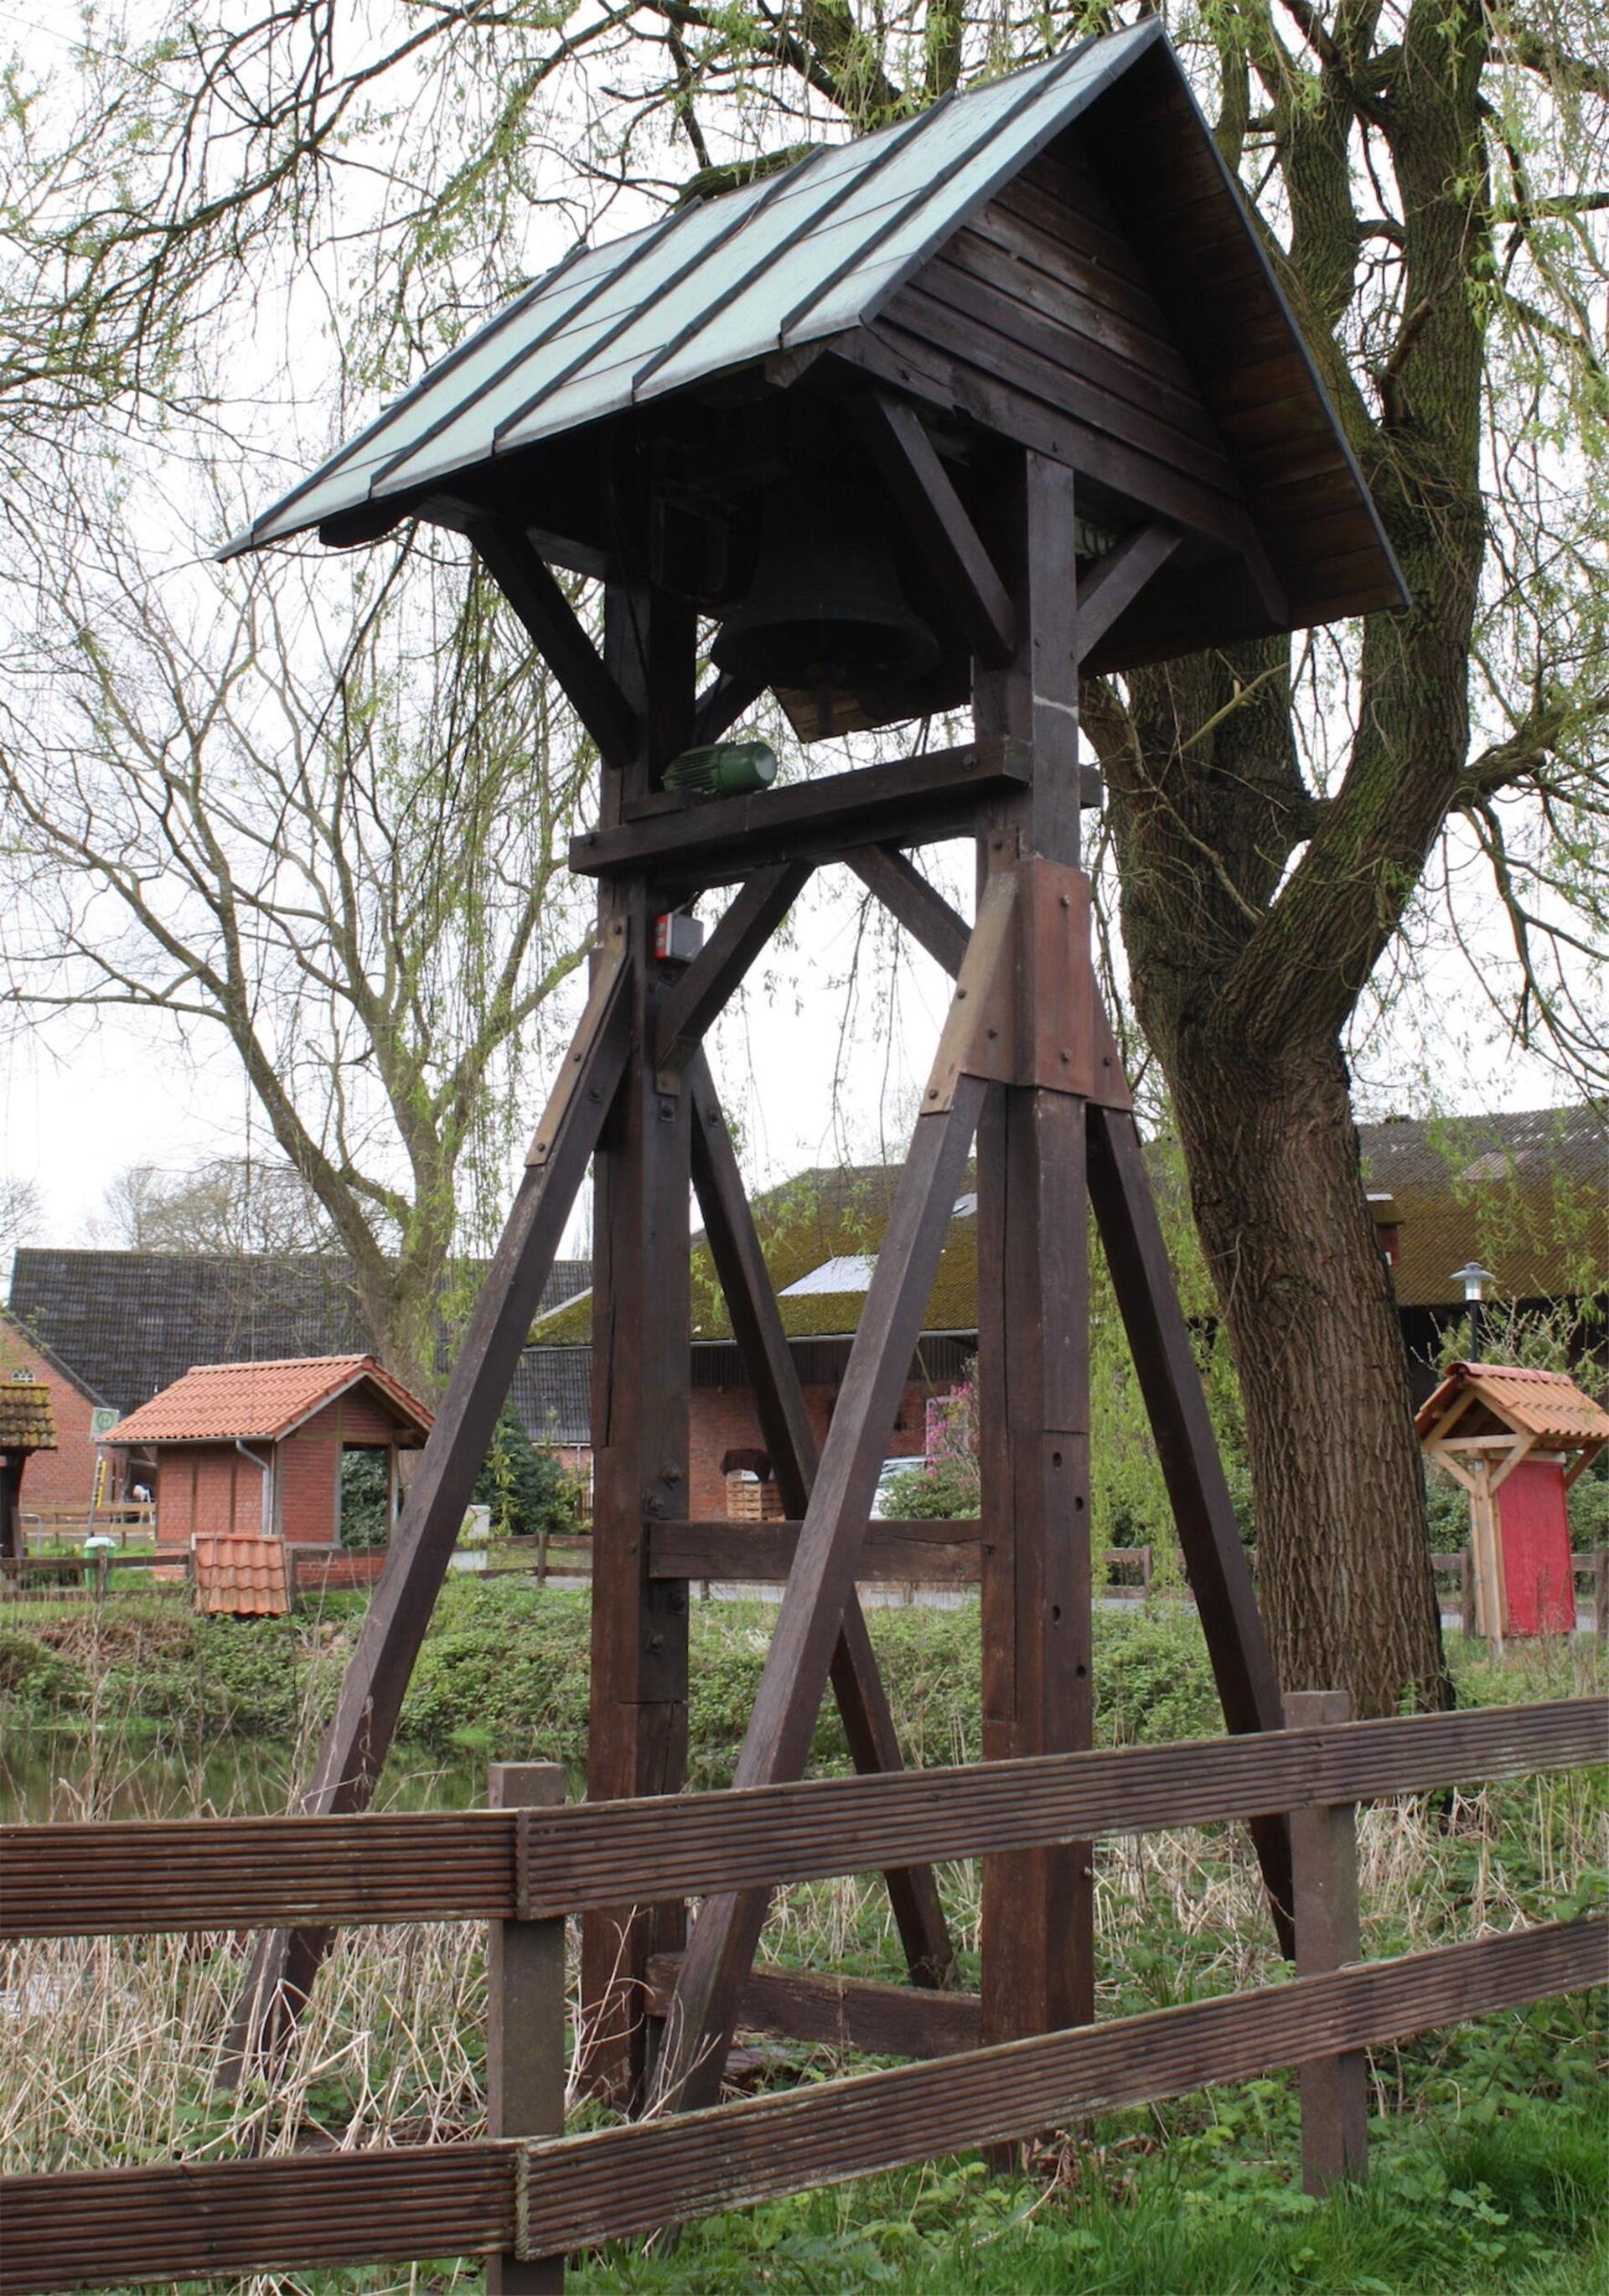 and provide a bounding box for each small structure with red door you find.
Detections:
[108,1355,432,1612]
[1416,1363,1608,1643]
